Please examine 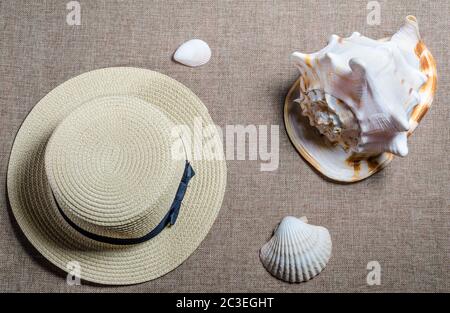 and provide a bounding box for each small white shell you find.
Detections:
[173,39,211,67]
[260,216,332,283]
